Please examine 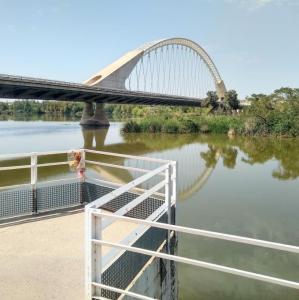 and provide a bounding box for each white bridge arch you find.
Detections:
[85,37,226,100]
